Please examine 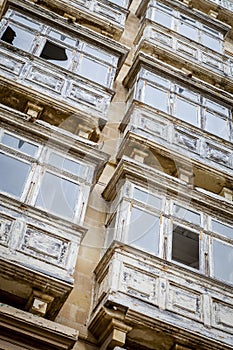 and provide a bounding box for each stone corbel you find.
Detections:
[25,102,43,122]
[177,166,194,186]
[171,344,193,350]
[130,148,149,163]
[25,290,54,317]
[100,319,132,350]
[219,187,233,201]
